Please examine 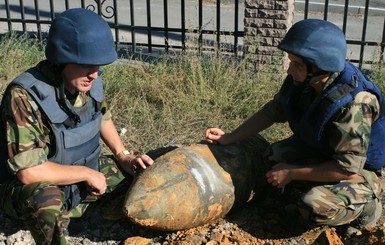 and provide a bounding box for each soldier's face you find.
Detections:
[287,54,307,82]
[62,64,99,94]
